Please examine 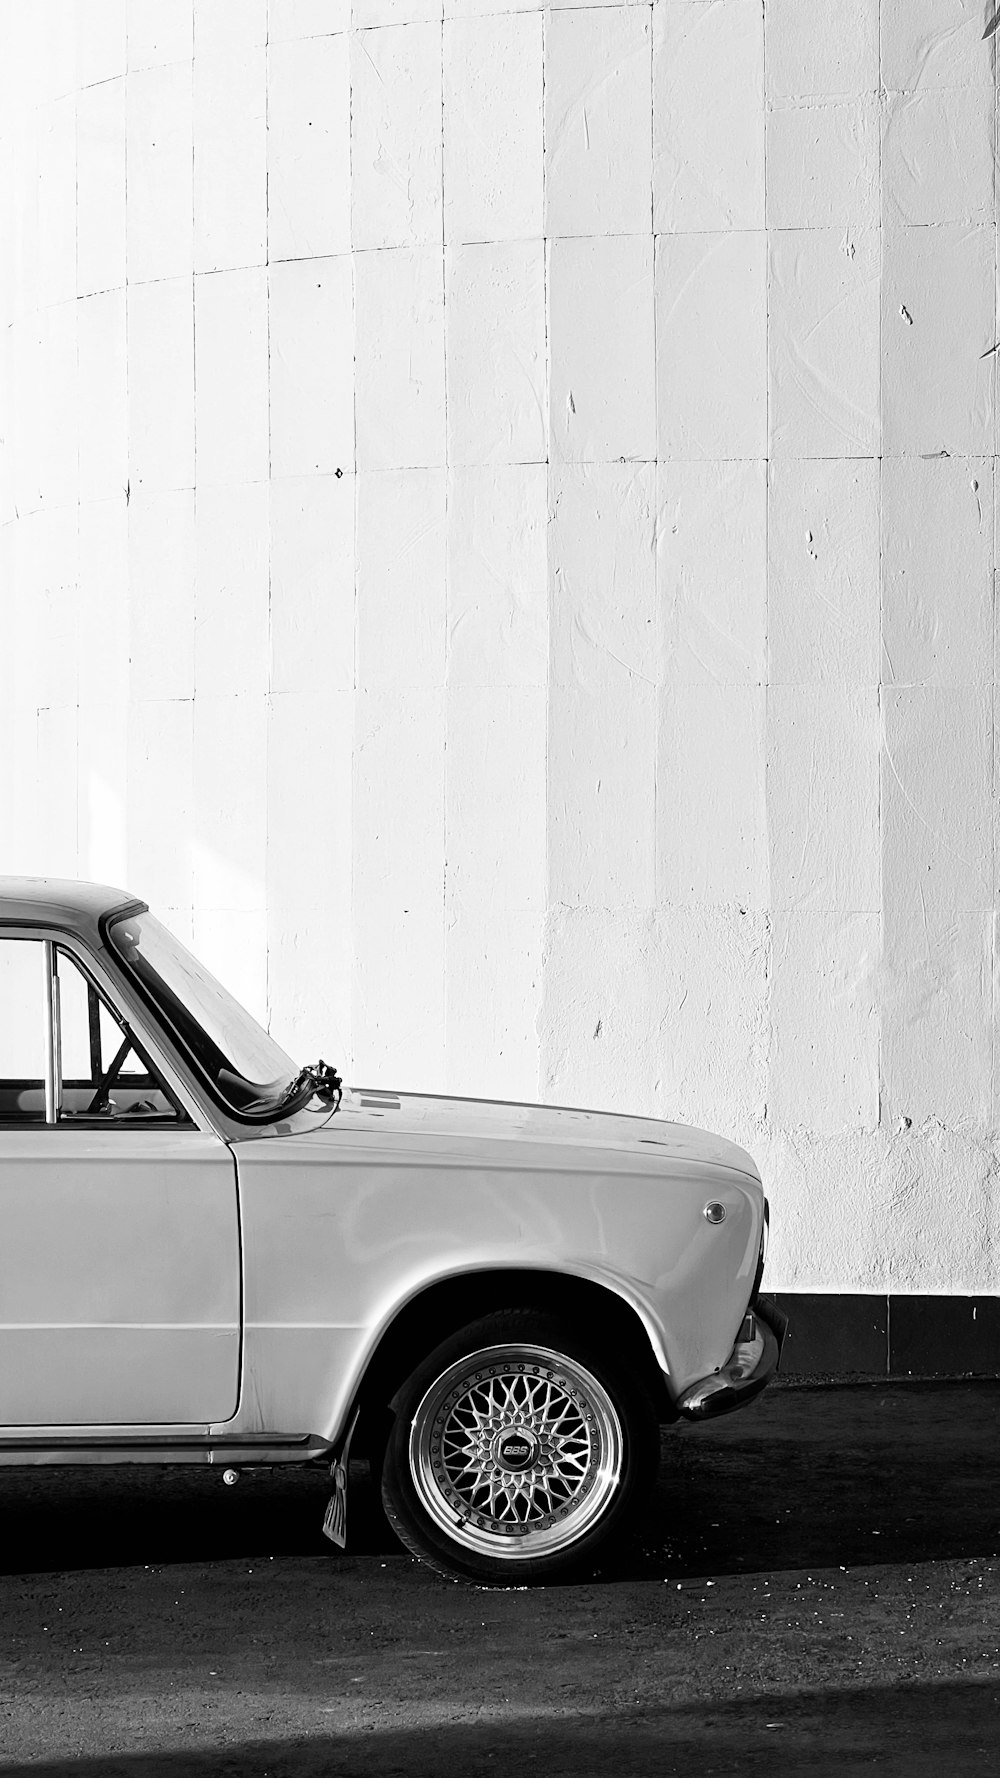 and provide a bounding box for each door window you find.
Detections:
[0,938,47,1122]
[56,949,188,1123]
